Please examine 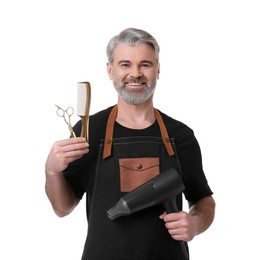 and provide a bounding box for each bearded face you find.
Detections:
[107,43,160,105]
[112,77,156,105]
